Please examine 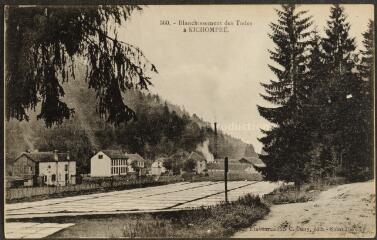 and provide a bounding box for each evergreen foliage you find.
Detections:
[5,6,157,127]
[260,4,374,184]
[258,4,313,185]
[321,5,368,180]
